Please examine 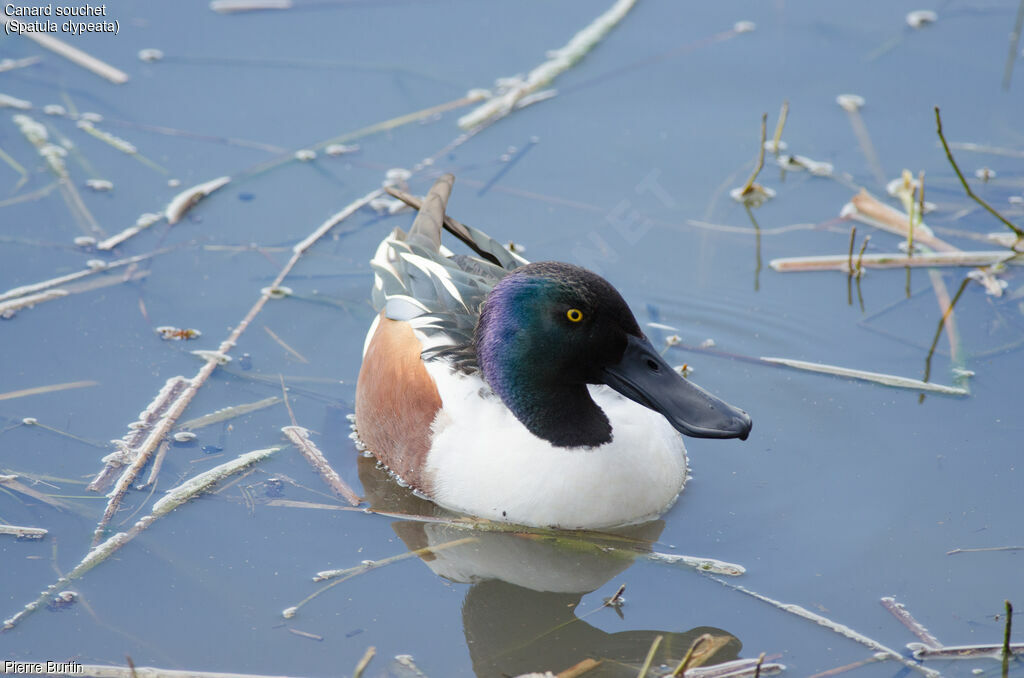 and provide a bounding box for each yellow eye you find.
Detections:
[566,308,584,323]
